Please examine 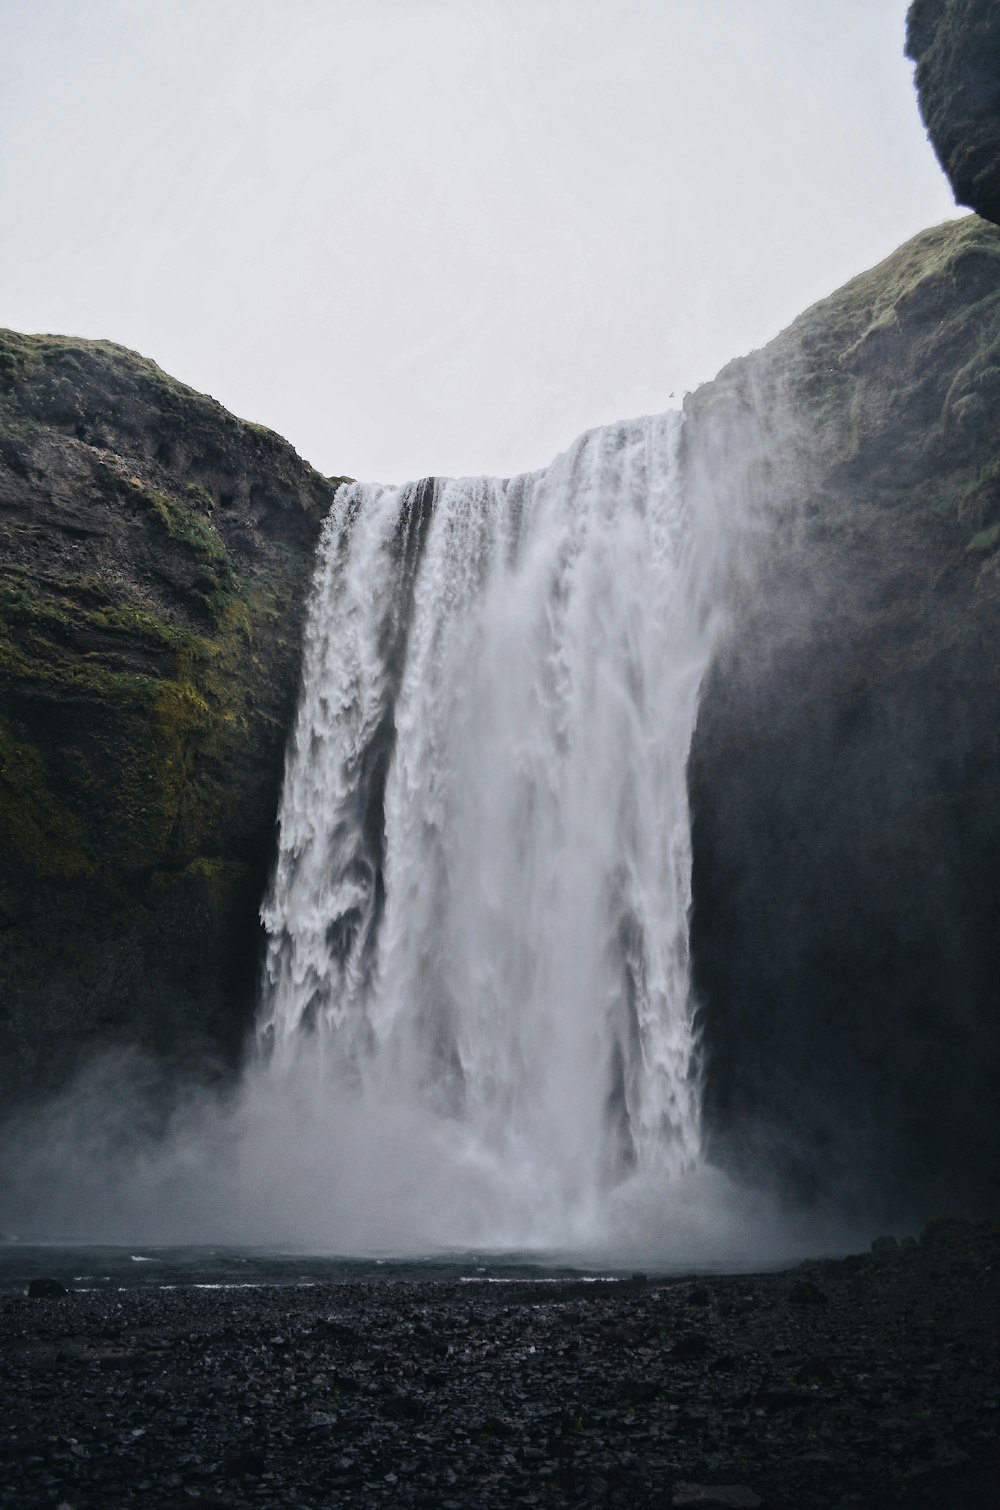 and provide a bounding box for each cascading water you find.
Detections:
[258,412,724,1249]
